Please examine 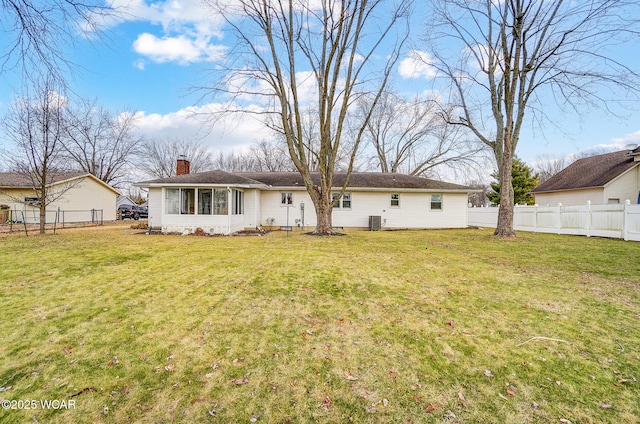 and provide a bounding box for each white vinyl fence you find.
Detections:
[468,201,640,242]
